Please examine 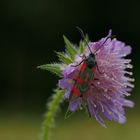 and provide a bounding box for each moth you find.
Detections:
[65,27,114,118]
